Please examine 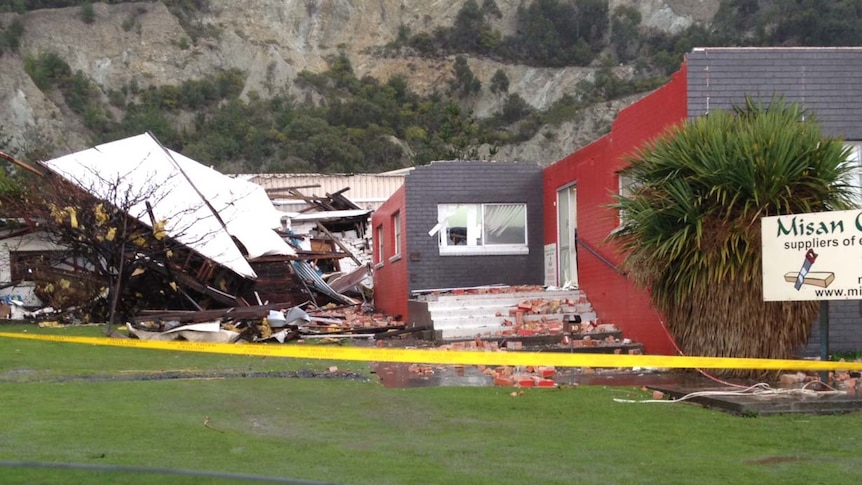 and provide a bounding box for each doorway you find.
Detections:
[557,184,578,287]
